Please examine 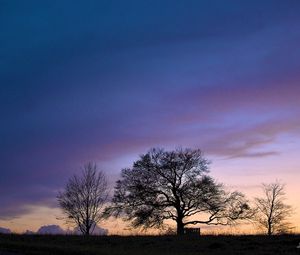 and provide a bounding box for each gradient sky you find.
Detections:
[1,0,300,233]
